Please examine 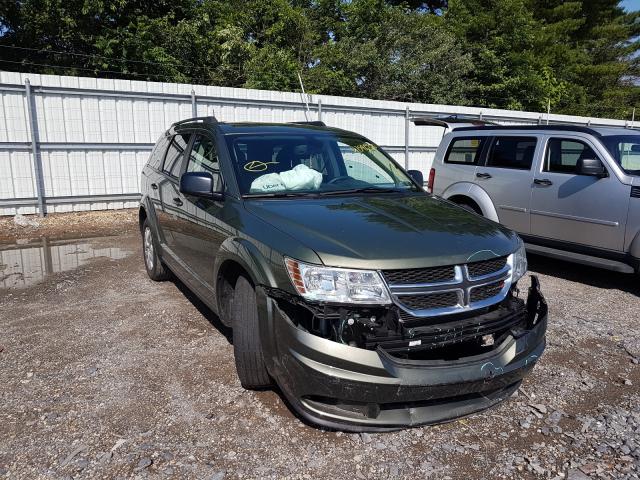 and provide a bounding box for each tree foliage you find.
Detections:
[0,0,638,118]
